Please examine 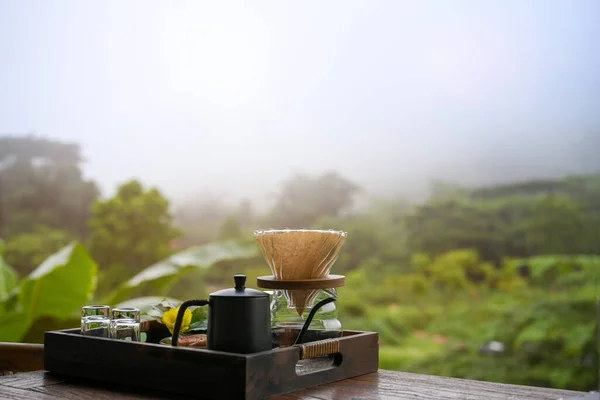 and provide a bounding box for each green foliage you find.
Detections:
[0,240,18,302]
[114,296,182,315]
[525,194,586,254]
[87,180,182,296]
[3,227,72,277]
[340,251,598,392]
[379,340,446,371]
[0,242,97,342]
[104,239,259,305]
[0,135,99,239]
[405,196,532,261]
[144,298,208,333]
[2,145,598,393]
[405,175,600,262]
[0,237,258,342]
